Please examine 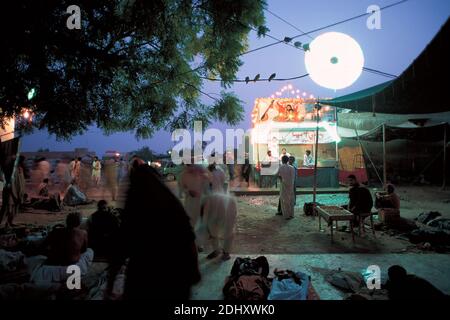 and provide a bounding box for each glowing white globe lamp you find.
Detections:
[304,32,364,90]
